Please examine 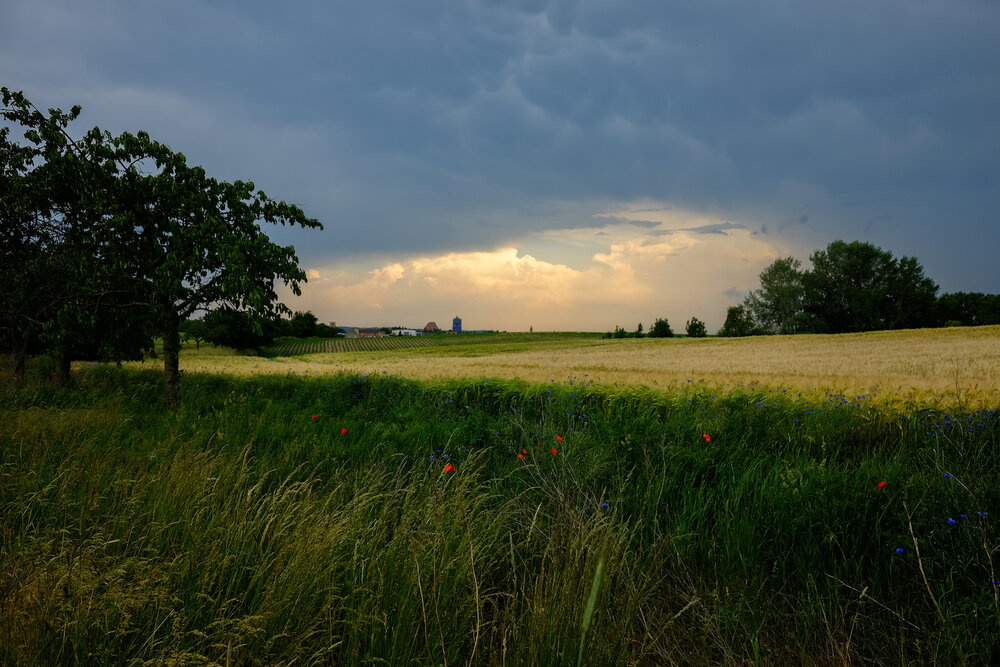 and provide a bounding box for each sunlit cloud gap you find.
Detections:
[286,209,788,332]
